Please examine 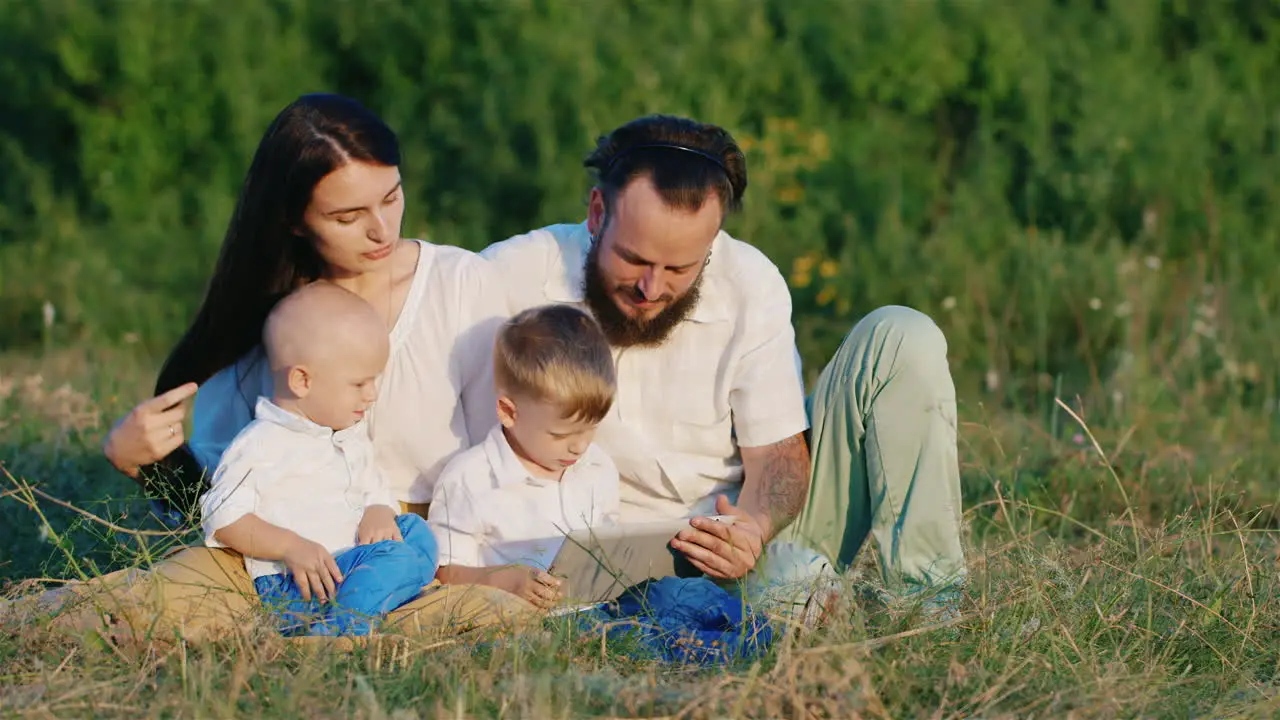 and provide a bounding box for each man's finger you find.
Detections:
[689,516,734,541]
[677,527,736,556]
[672,538,734,577]
[714,493,747,517]
[326,556,344,584]
[686,555,729,579]
[149,382,199,411]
